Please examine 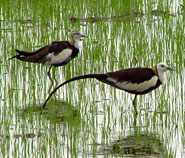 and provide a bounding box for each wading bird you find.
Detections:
[42,63,174,114]
[9,31,87,75]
